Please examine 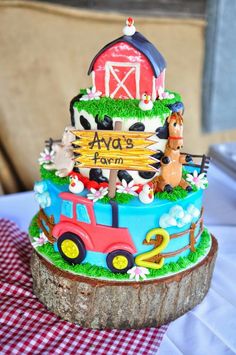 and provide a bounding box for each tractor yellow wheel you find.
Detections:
[112,255,129,270]
[58,232,86,264]
[61,239,79,259]
[106,250,134,273]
